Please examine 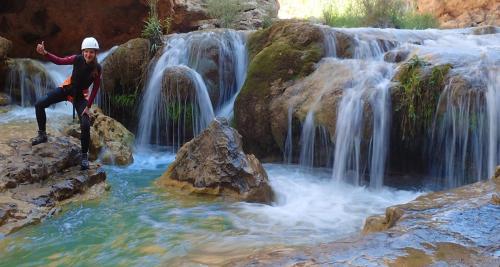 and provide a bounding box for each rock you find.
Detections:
[234,20,325,160]
[0,0,155,58]
[0,36,12,59]
[0,137,81,189]
[65,107,134,166]
[363,206,404,234]
[102,38,150,95]
[0,93,11,106]
[384,49,410,63]
[232,0,280,30]
[389,57,453,174]
[158,118,275,204]
[0,166,106,235]
[101,38,150,129]
[472,25,498,35]
[416,0,500,28]
[171,0,279,31]
[0,135,107,235]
